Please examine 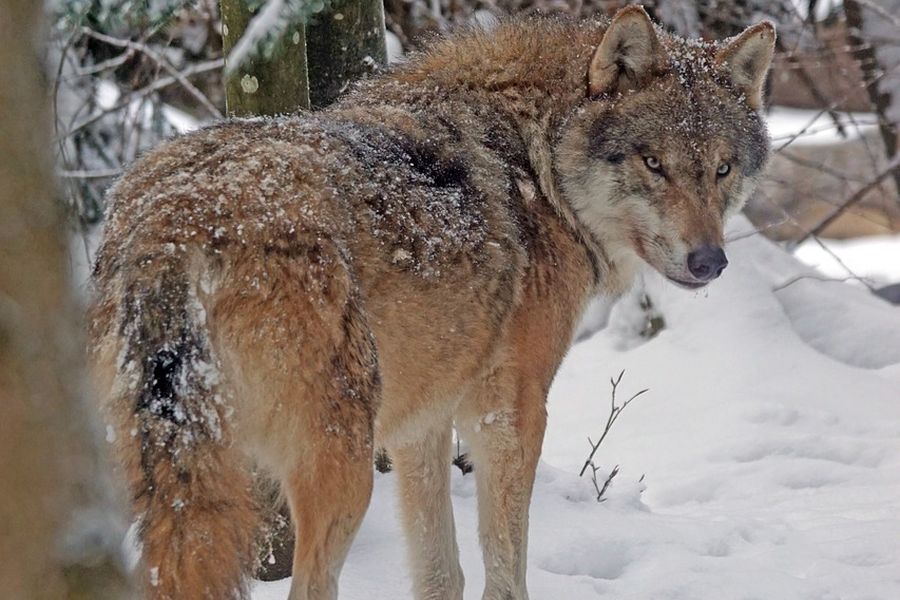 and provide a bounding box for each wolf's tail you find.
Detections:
[112,257,257,600]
